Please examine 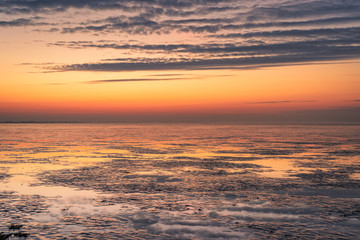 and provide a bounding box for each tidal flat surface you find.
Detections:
[0,123,359,239]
